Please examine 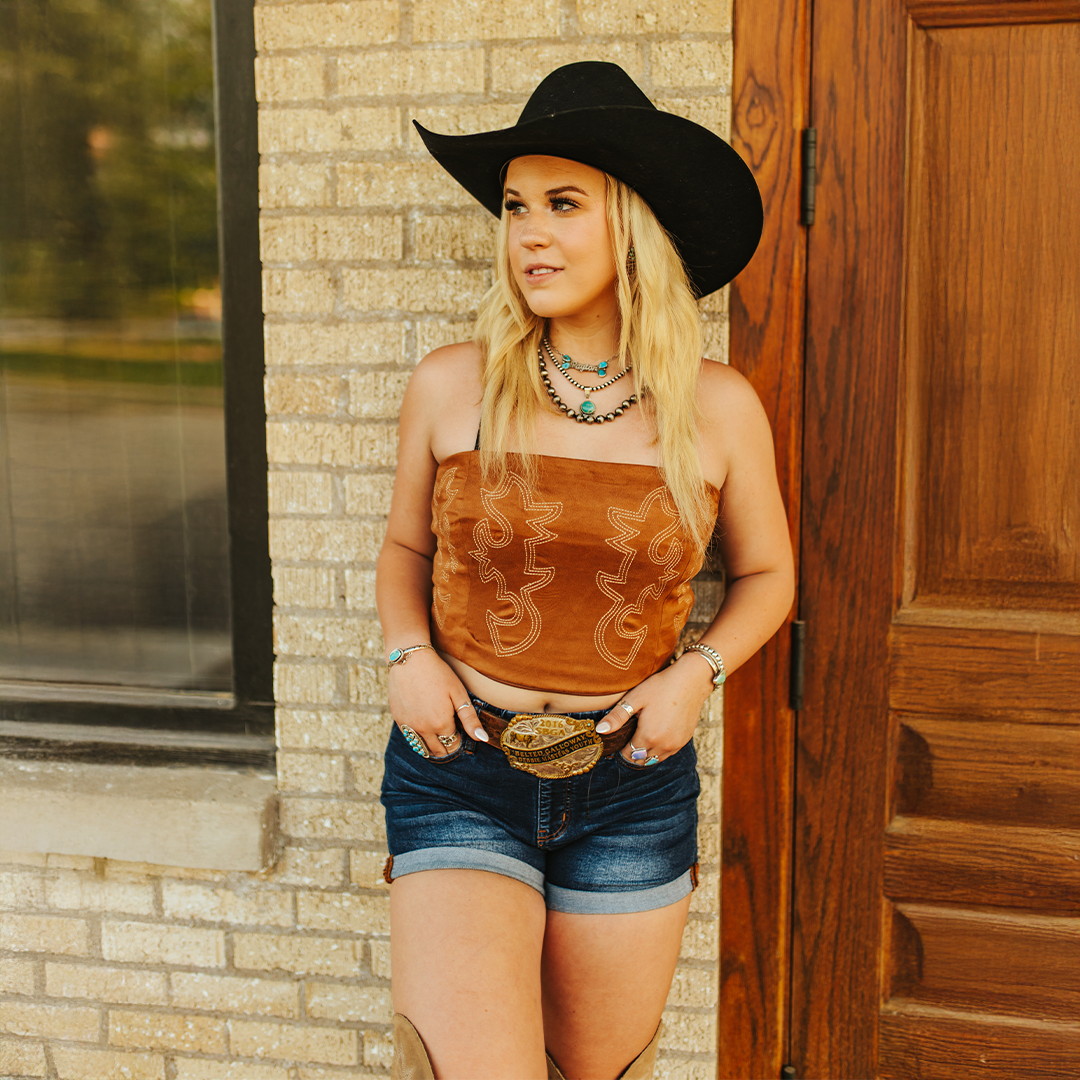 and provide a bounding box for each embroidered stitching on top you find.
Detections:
[470,471,563,657]
[594,486,684,670]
